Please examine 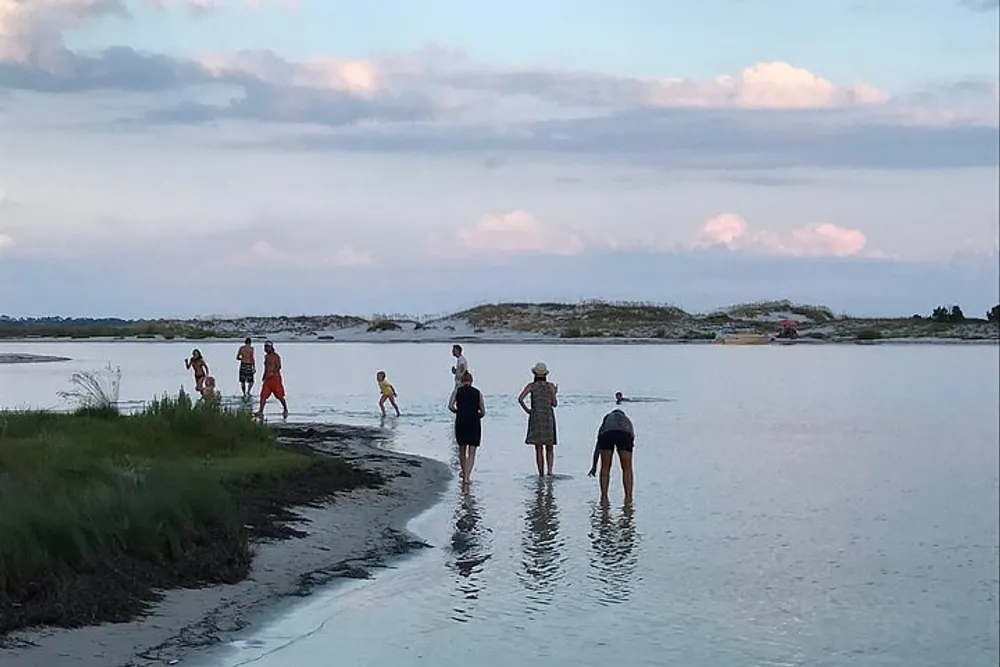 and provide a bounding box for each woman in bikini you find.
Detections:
[185,349,209,393]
